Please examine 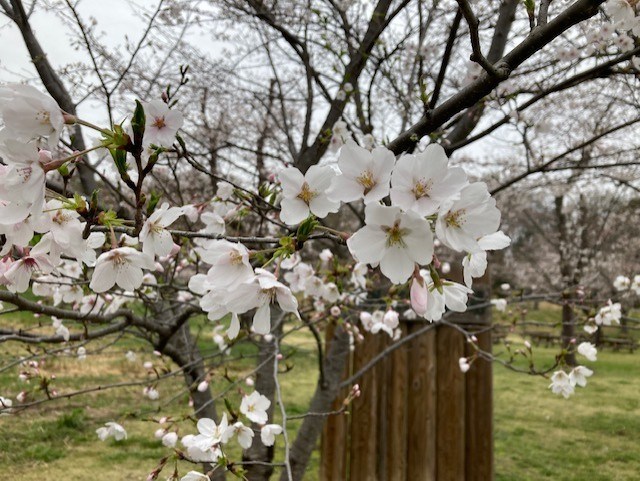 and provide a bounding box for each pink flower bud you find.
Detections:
[410,278,428,316]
